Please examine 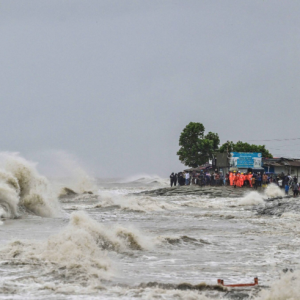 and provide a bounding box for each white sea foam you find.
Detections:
[31,150,98,195]
[264,183,285,198]
[0,211,153,290]
[0,152,60,218]
[125,287,212,299]
[238,191,265,206]
[238,183,284,206]
[118,174,169,186]
[255,270,300,300]
[96,191,177,212]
